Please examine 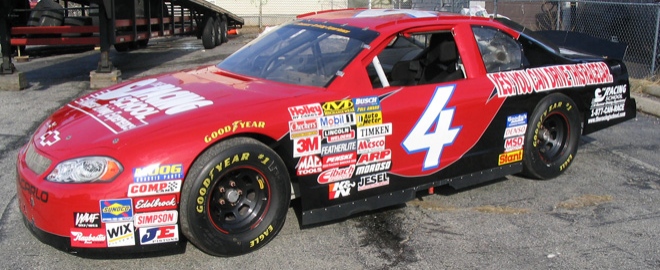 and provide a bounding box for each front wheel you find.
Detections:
[522,93,581,179]
[180,137,290,256]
